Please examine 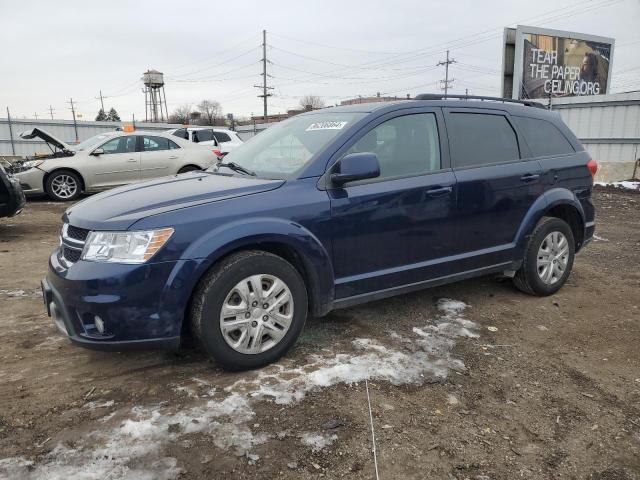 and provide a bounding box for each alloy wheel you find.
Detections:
[536,231,569,285]
[51,174,78,200]
[219,274,294,354]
